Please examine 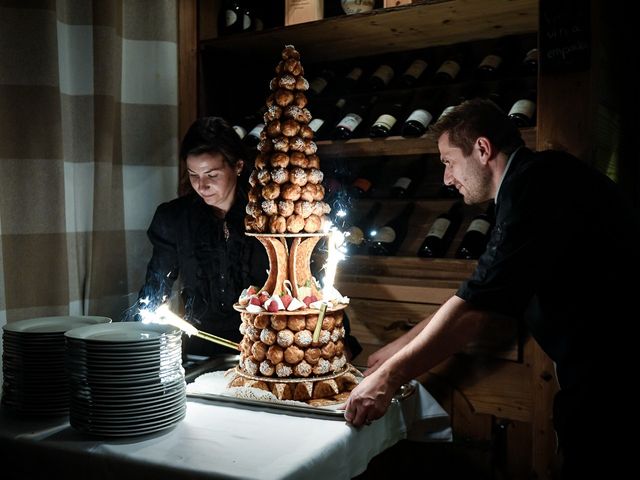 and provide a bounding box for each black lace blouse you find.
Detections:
[138,190,268,354]
[138,190,361,358]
